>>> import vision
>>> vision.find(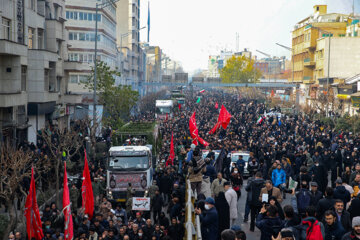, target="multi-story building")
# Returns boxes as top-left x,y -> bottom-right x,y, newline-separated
116,0 -> 143,89
64,0 -> 118,117
0,0 -> 67,144
291,5 -> 348,84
